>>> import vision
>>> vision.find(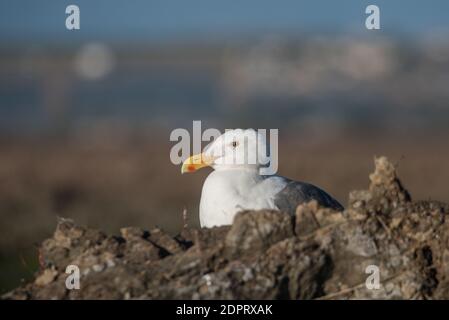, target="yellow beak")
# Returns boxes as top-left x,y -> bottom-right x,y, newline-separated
181,153 -> 214,174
